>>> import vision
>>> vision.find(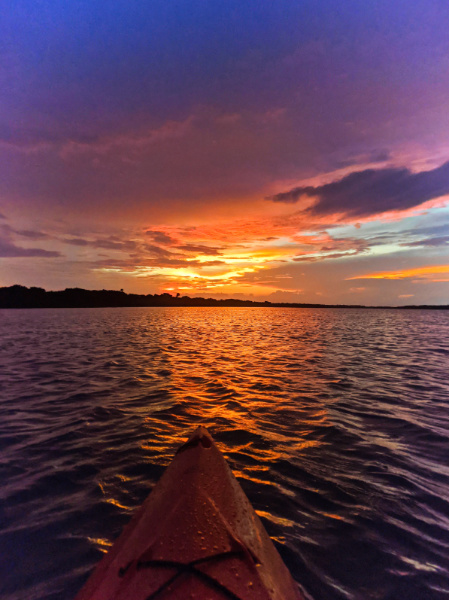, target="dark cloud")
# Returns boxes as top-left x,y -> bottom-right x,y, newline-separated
77,237 -> 225,271
197,260 -> 225,267
93,239 -> 138,251
0,224 -> 13,235
64,237 -> 89,246
63,236 -> 138,251
402,224 -> 449,238
176,244 -> 221,256
0,213 -> 6,219
93,256 -> 200,269
139,257 -> 195,268
401,236 -> 449,248
1,224 -> 50,240
0,239 -> 60,258
268,162 -> 449,218
145,230 -> 178,245
293,250 -> 361,262
16,229 -> 50,240
144,244 -> 179,258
